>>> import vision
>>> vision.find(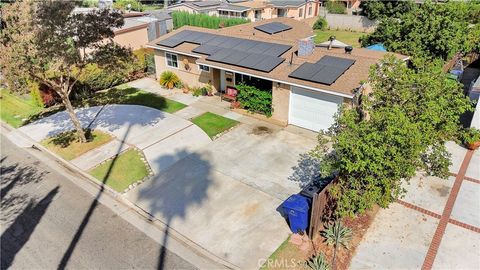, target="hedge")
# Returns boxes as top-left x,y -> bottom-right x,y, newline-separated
172,11 -> 249,29
236,83 -> 272,117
